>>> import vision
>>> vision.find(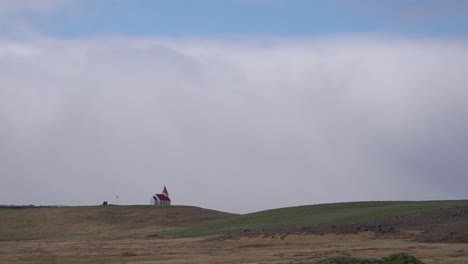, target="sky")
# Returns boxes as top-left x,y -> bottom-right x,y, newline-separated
1,0 -> 468,214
